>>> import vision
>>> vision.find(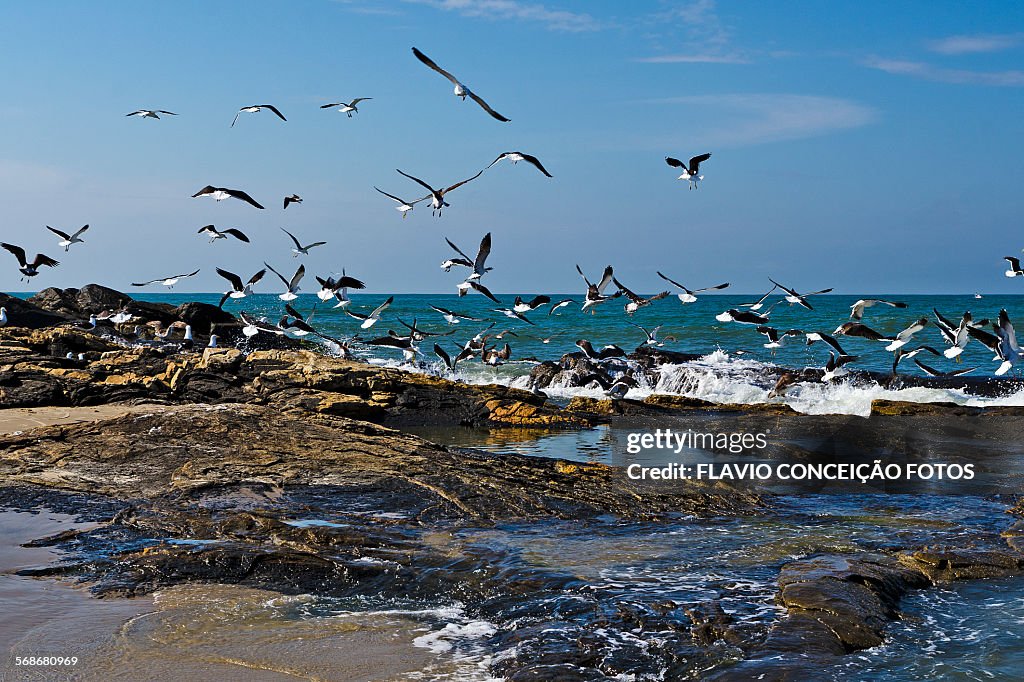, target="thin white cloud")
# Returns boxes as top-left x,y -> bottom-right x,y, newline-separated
648,94 -> 876,147
635,53 -> 749,64
638,1 -> 753,65
865,57 -> 1024,87
928,33 -> 1023,55
404,0 -> 603,32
